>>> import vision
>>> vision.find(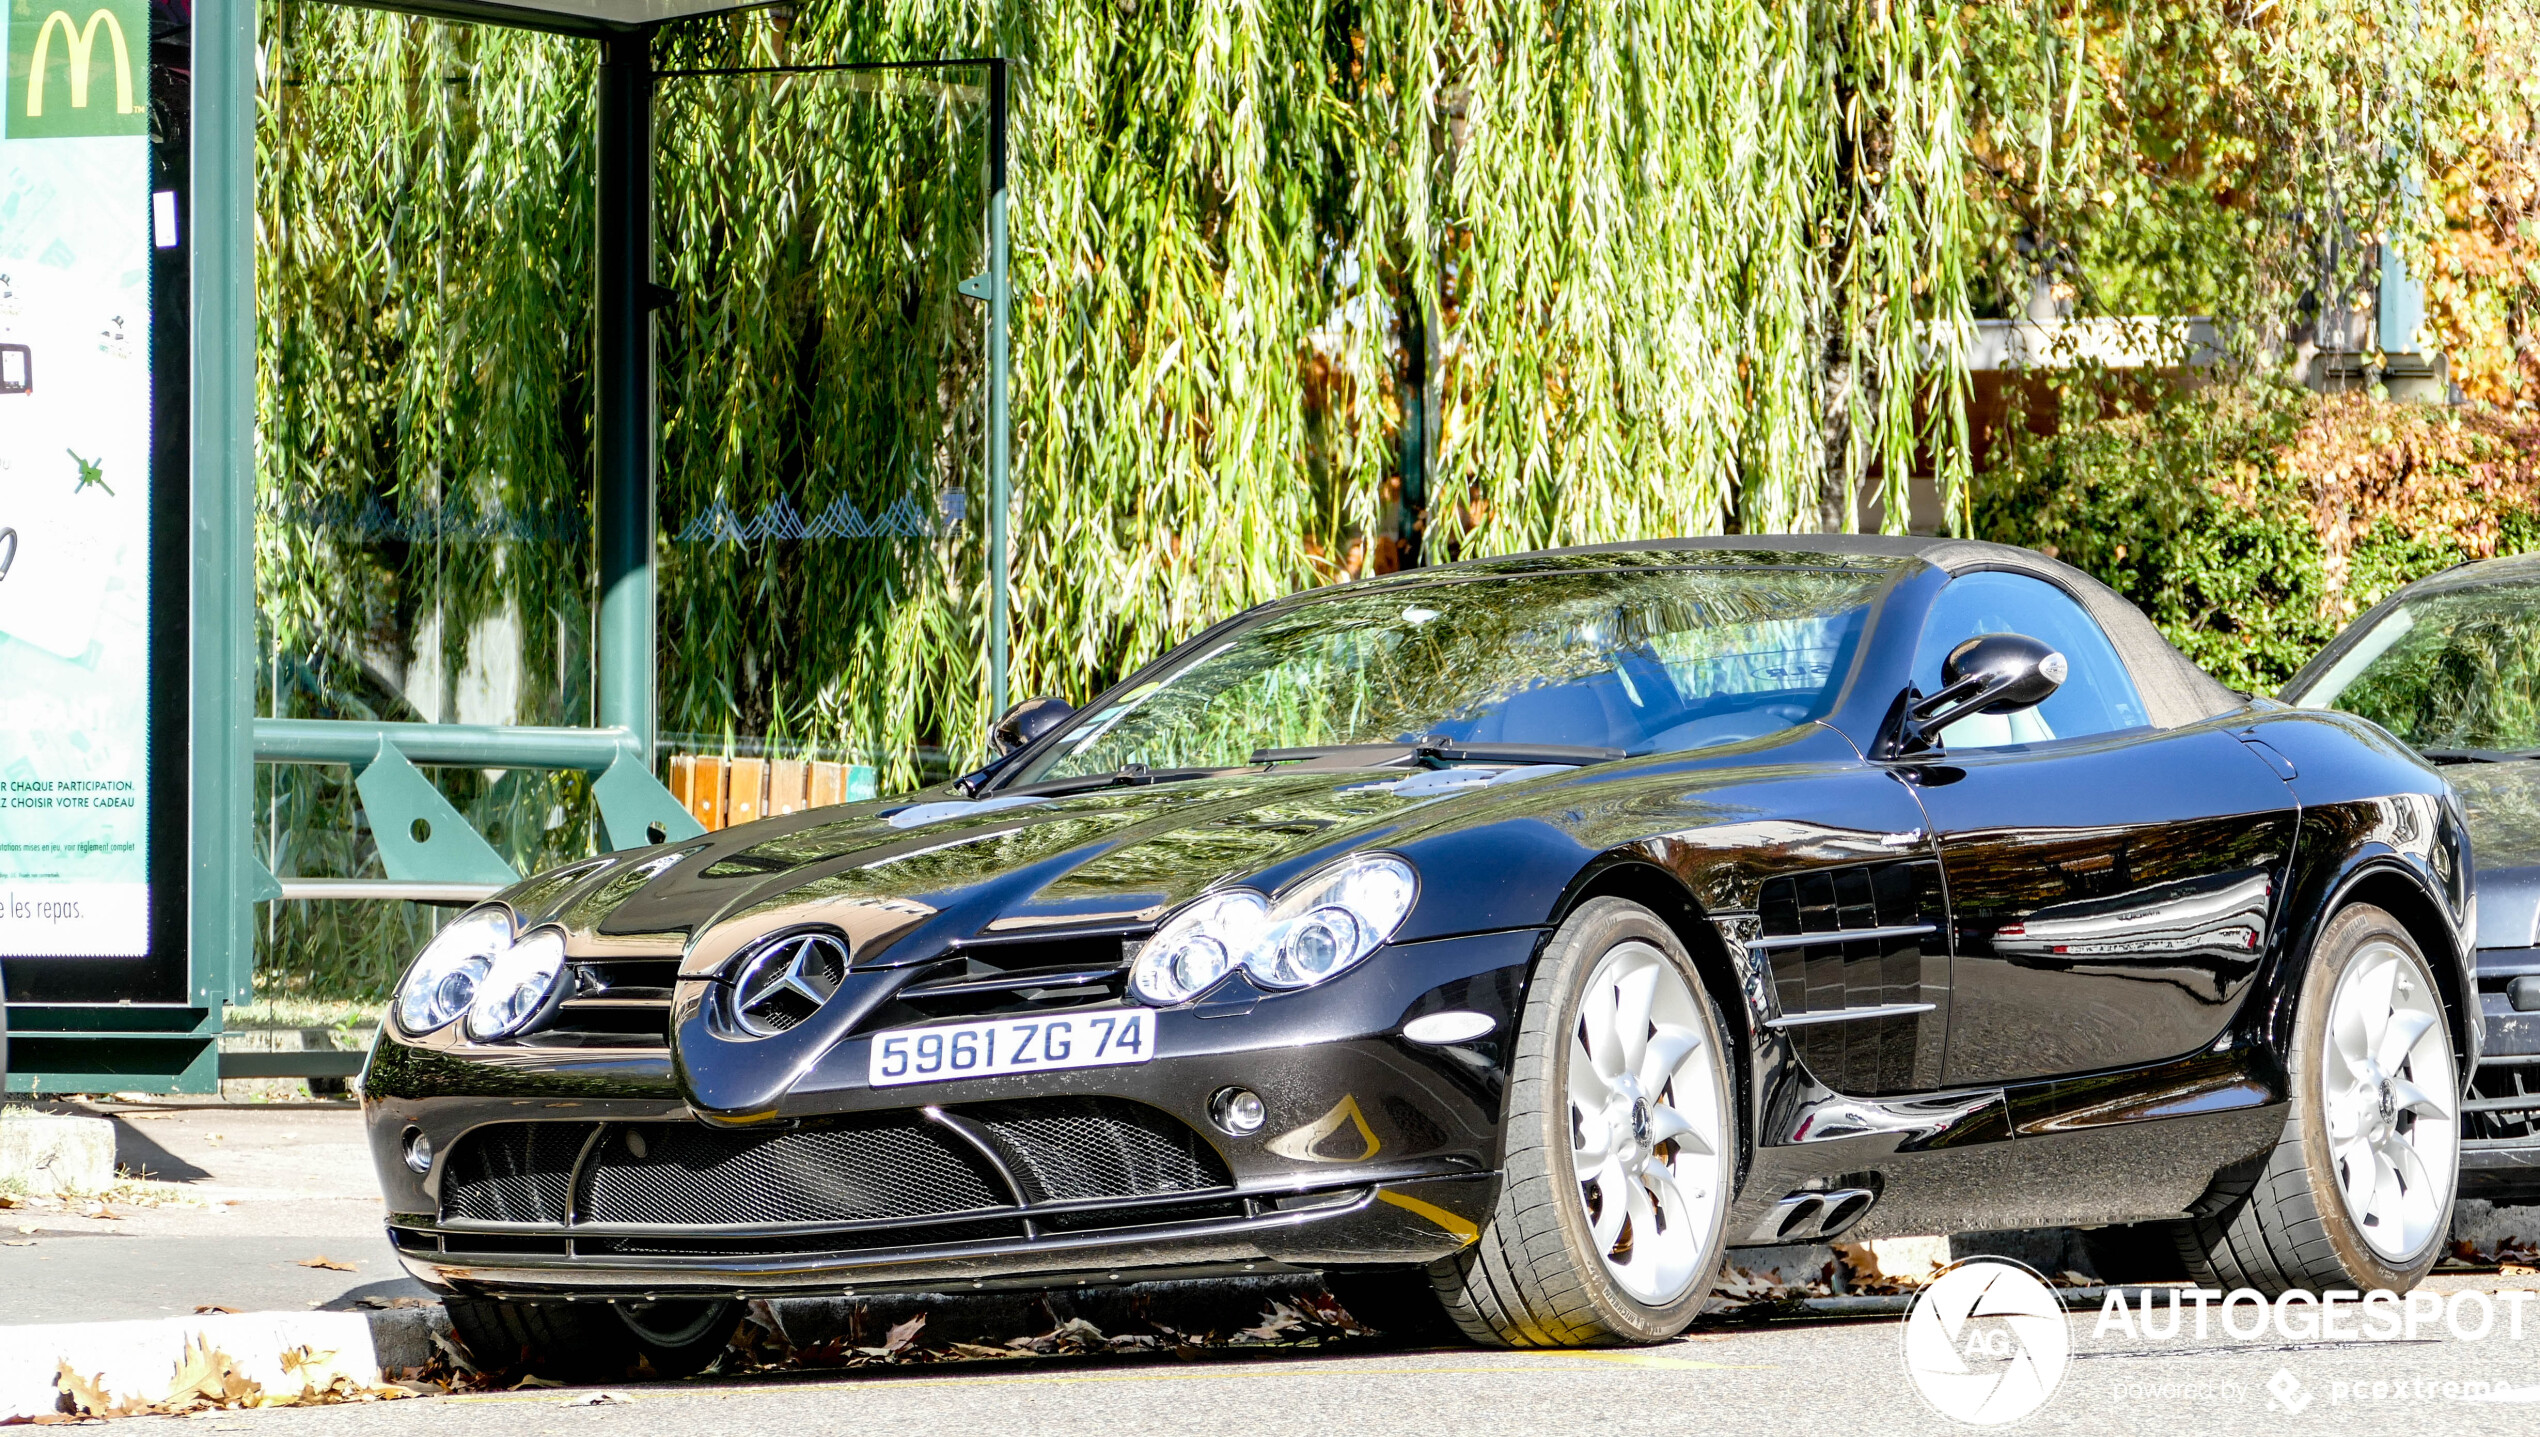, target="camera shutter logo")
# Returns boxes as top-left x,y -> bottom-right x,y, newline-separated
8,0 -> 148,139
1900,1258 -> 2071,1425
732,933 -> 849,1036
